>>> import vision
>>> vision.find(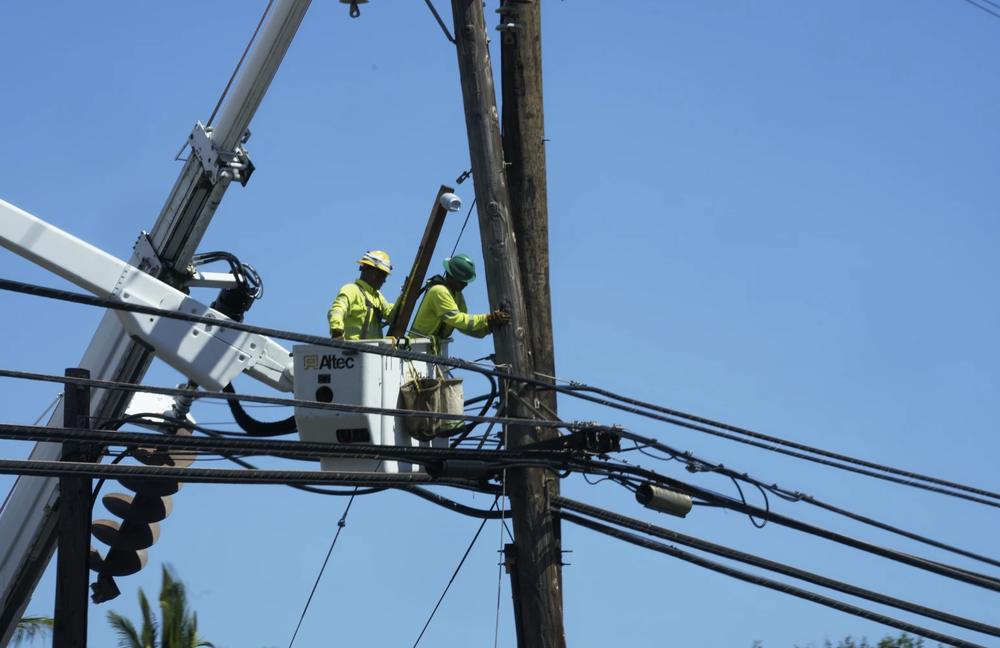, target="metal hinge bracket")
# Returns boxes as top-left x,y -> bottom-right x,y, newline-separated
186,122 -> 255,187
